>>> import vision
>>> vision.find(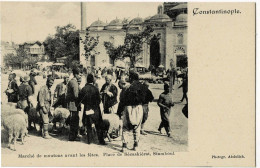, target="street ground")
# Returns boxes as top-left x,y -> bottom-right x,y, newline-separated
1,73 -> 188,156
